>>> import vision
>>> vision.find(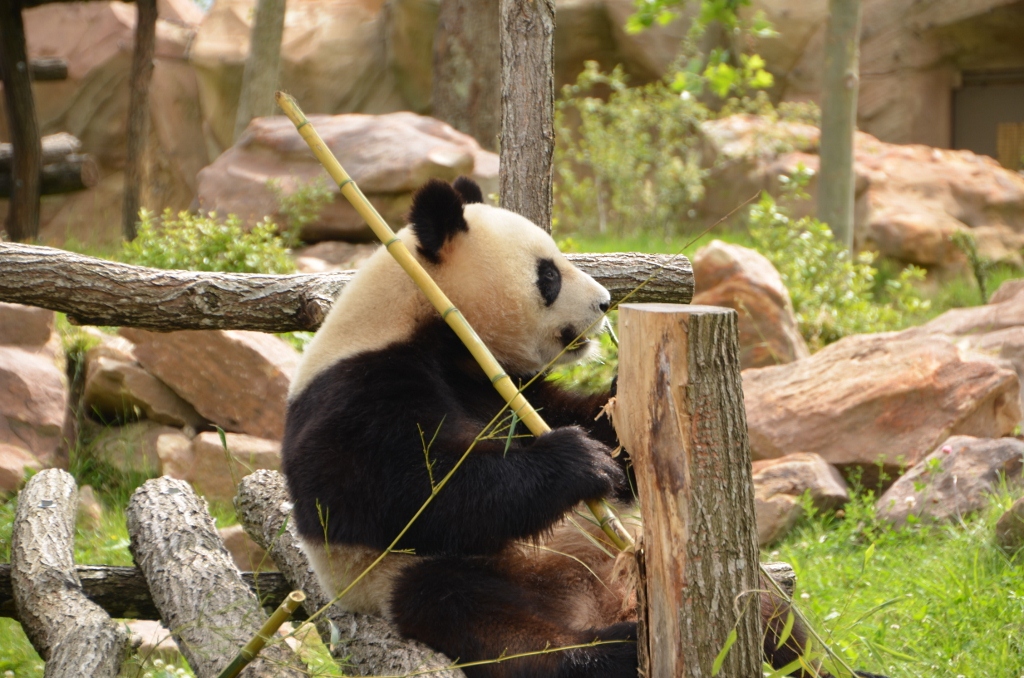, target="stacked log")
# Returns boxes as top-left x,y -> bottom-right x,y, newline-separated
0,133 -> 98,198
